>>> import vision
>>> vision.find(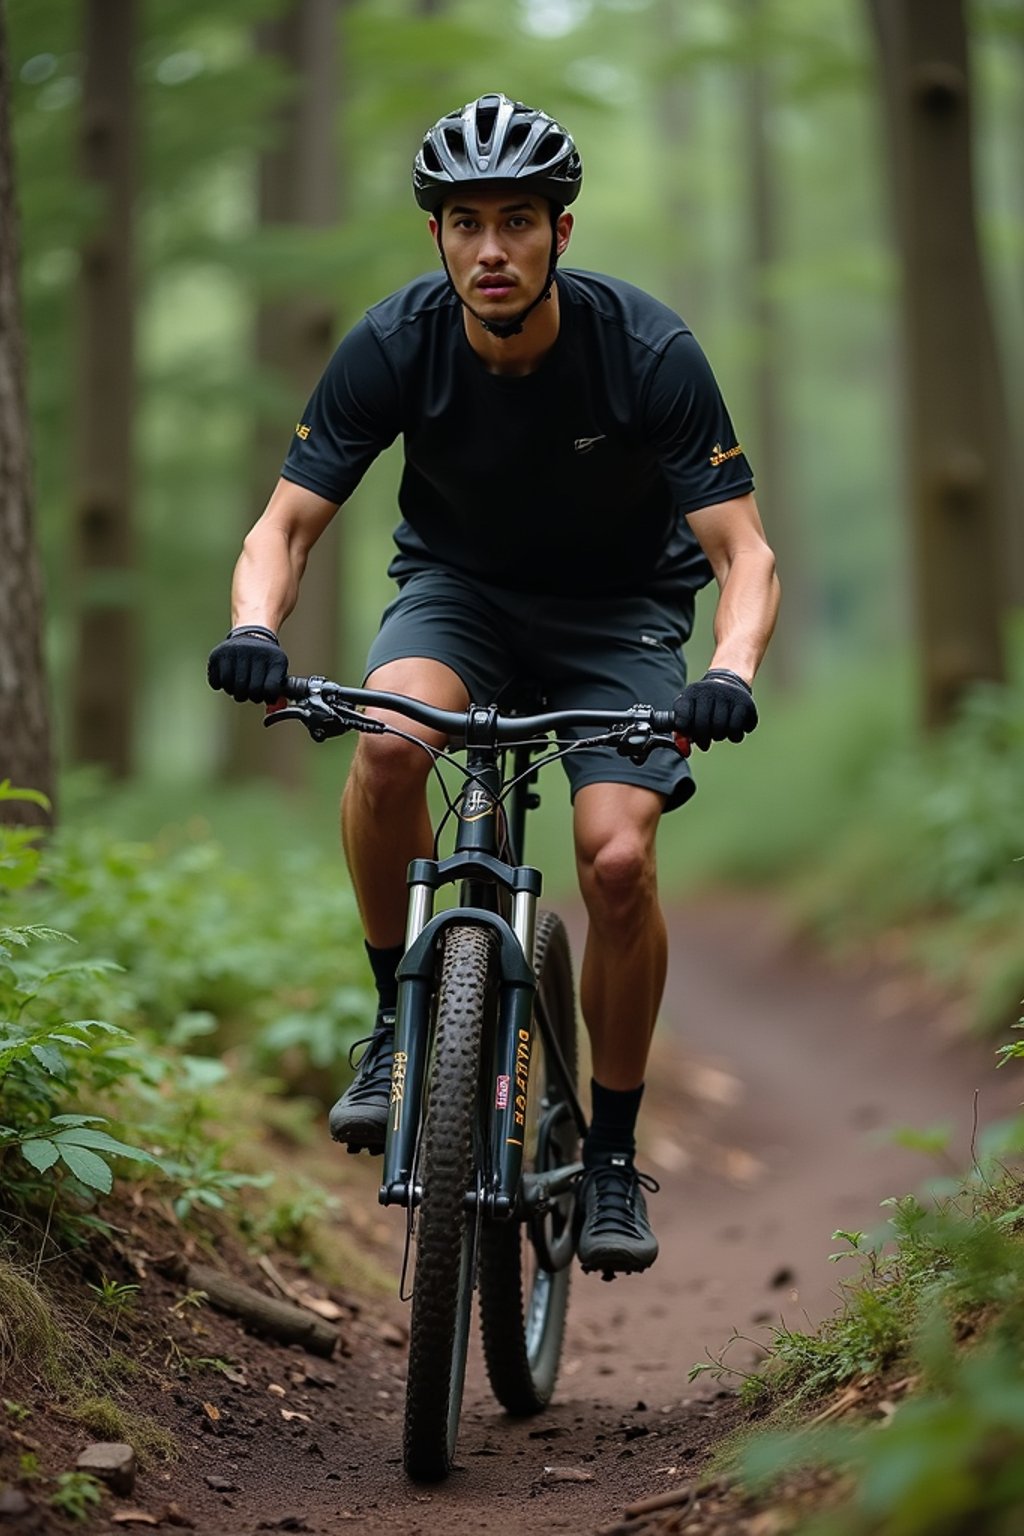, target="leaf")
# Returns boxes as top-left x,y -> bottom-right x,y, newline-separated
29,1044 -> 67,1077
0,782 -> 51,809
48,1114 -> 107,1126
57,1144 -> 113,1193
19,1139 -> 60,1173
52,1127 -> 160,1165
